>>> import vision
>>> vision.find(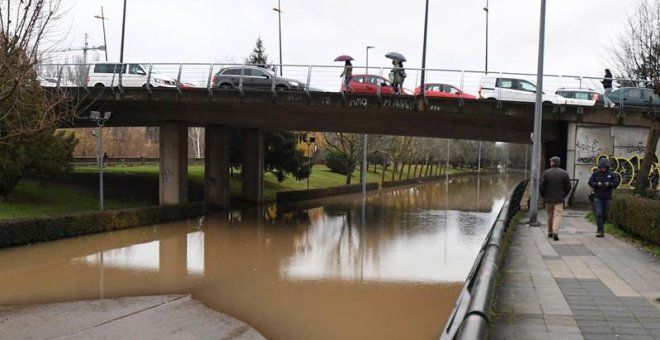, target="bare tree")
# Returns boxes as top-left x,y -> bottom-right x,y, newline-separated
611,0 -> 660,195
324,132 -> 362,184
188,127 -> 204,158
0,0 -> 75,146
